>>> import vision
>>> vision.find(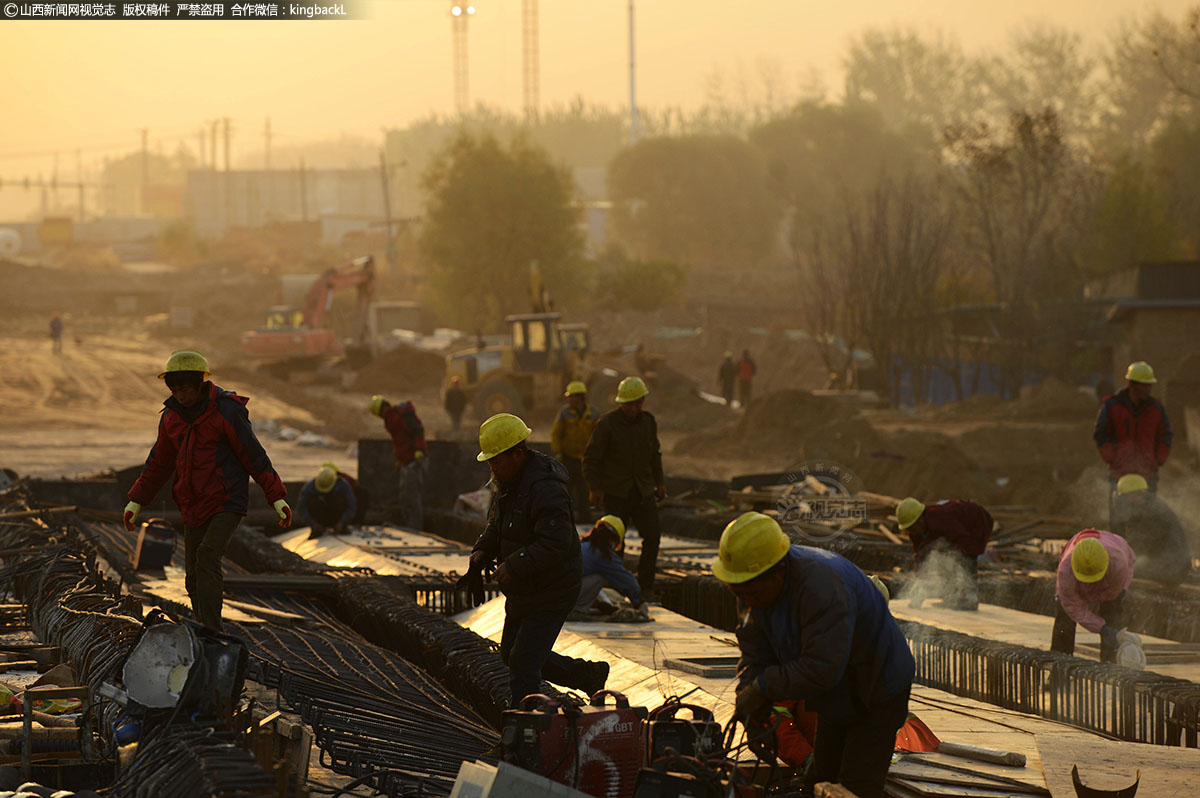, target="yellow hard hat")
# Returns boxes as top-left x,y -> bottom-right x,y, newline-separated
158,349 -> 210,379
616,376 -> 649,404
564,380 -> 588,397
896,497 -> 926,531
1116,474 -> 1149,495
368,395 -> 386,416
1125,361 -> 1156,384
315,467 -> 338,494
477,413 -> 532,462
712,512 -> 791,584
1071,536 -> 1109,583
596,514 -> 626,550
869,574 -> 890,603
